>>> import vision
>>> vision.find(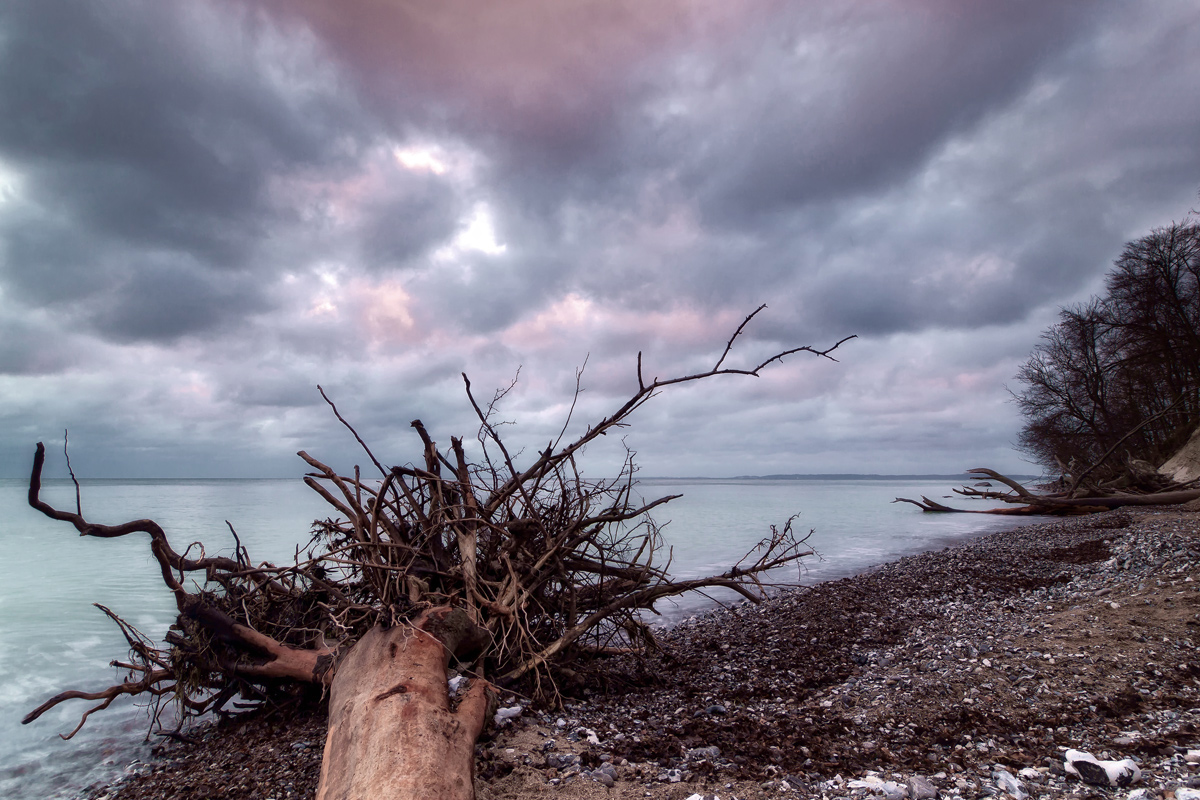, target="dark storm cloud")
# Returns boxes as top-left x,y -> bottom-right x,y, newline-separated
86,259 -> 268,343
679,3 -> 1102,223
0,215 -> 274,342
411,258 -> 559,337
247,0 -> 690,135
358,173 -> 462,269
240,0 -> 751,236
0,314 -> 80,375
218,371 -> 324,409
252,0 -> 1181,346
0,215 -> 112,305
0,0 -> 380,338
1,0 -> 1198,477
2,4 -> 252,252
